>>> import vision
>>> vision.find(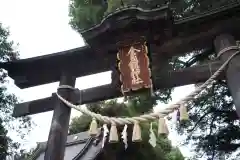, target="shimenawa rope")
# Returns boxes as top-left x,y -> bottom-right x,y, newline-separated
56,49 -> 240,125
